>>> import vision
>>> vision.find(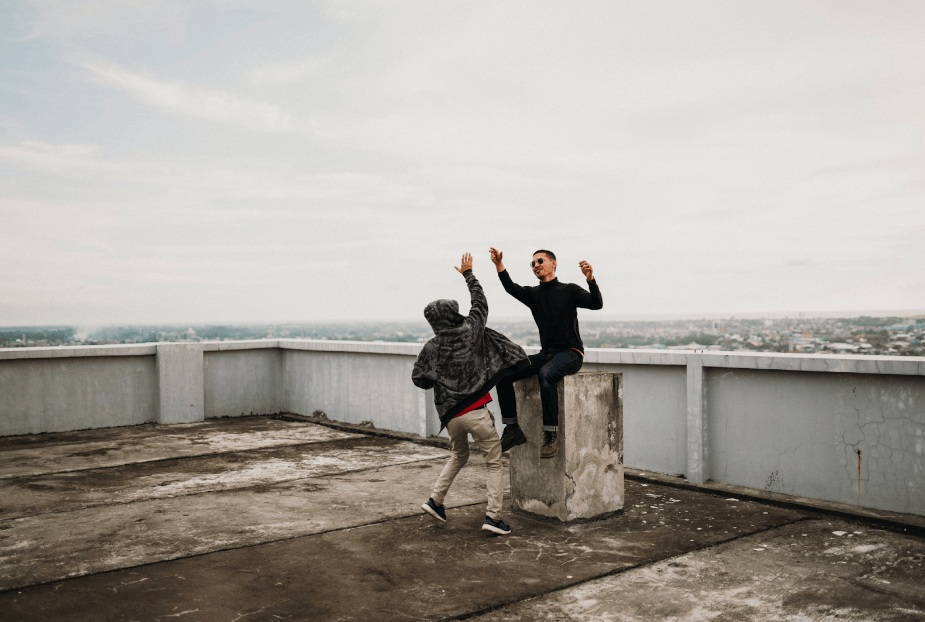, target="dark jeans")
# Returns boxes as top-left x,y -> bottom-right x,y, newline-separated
497,349 -> 584,430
